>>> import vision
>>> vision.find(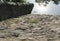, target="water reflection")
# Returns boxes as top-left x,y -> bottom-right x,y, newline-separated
26,0 -> 60,15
